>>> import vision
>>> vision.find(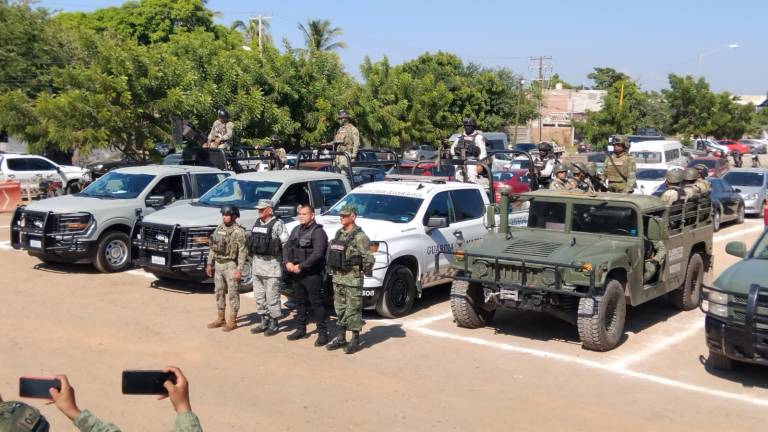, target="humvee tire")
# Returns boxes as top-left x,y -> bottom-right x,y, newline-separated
376,264 -> 417,318
451,280 -> 495,328
671,253 -> 704,311
708,350 -> 734,371
577,279 -> 626,351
